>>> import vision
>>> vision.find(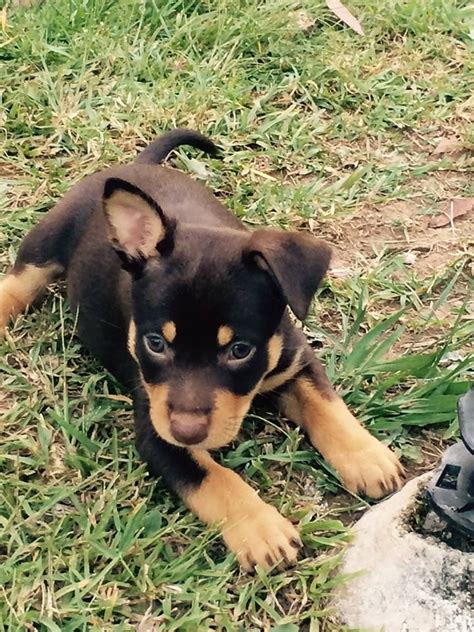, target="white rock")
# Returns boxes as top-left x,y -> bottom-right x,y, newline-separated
333,474 -> 474,632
